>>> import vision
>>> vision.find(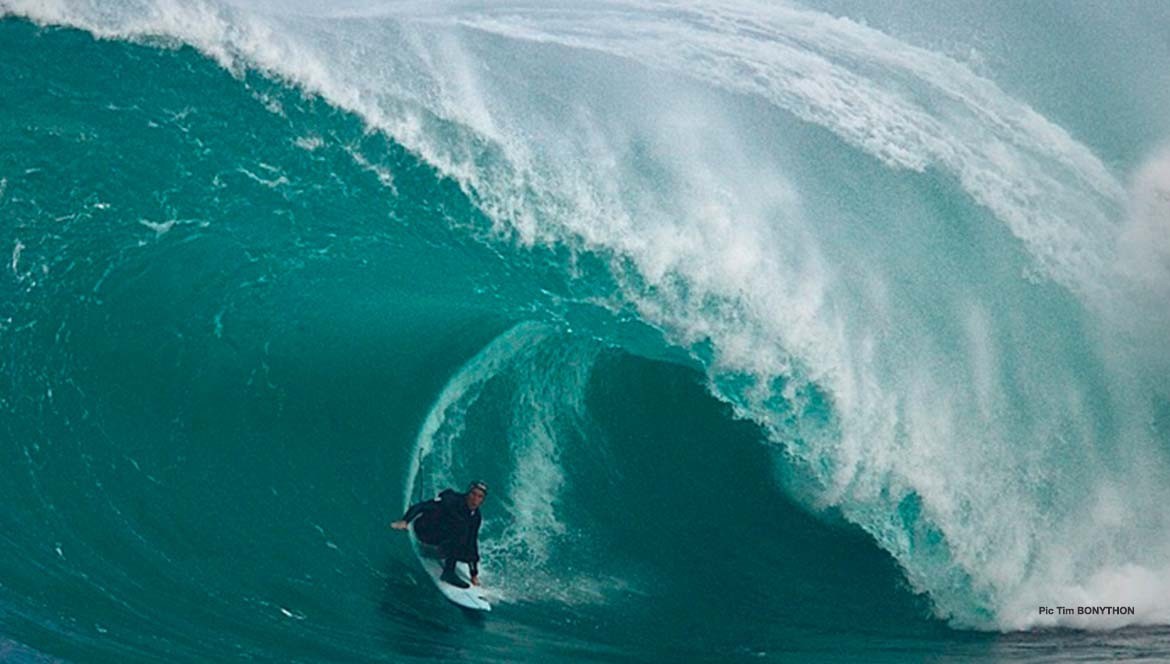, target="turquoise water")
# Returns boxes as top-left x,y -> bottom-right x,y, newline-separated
2,2 -> 1169,661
